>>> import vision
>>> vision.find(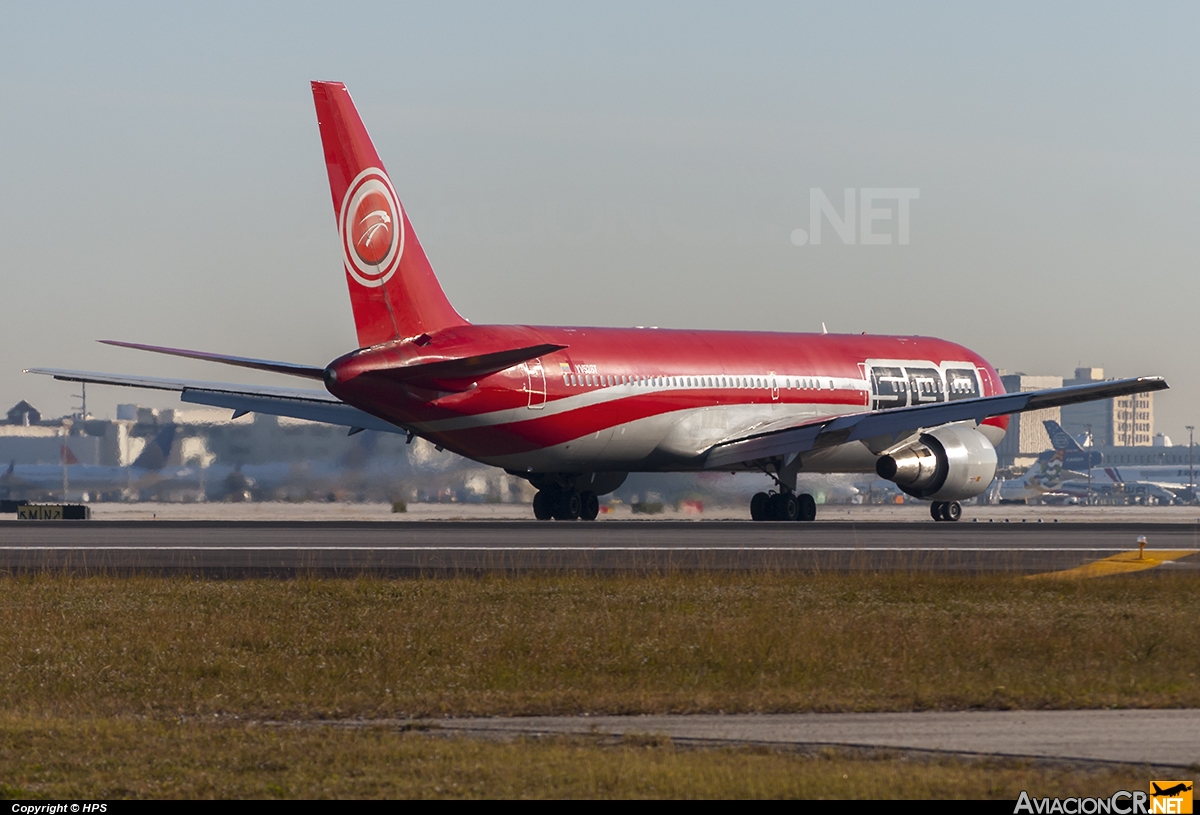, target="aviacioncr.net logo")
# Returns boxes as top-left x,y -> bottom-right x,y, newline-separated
339,168 -> 405,287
